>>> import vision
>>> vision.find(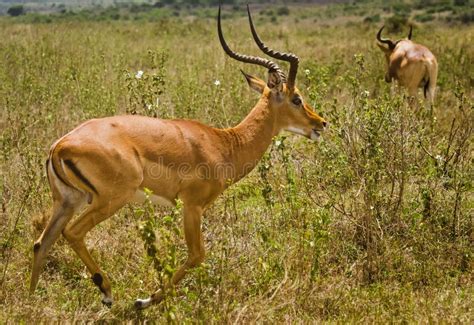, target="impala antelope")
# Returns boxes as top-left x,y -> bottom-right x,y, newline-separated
30,5 -> 327,309
376,25 -> 438,104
